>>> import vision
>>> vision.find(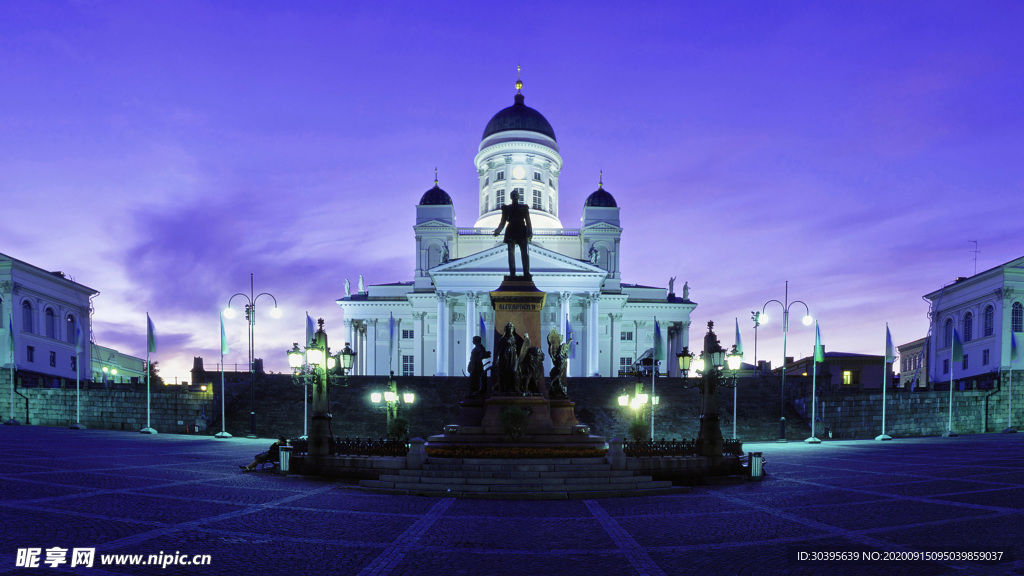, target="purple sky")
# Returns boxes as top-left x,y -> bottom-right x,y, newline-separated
3,1 -> 1022,382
